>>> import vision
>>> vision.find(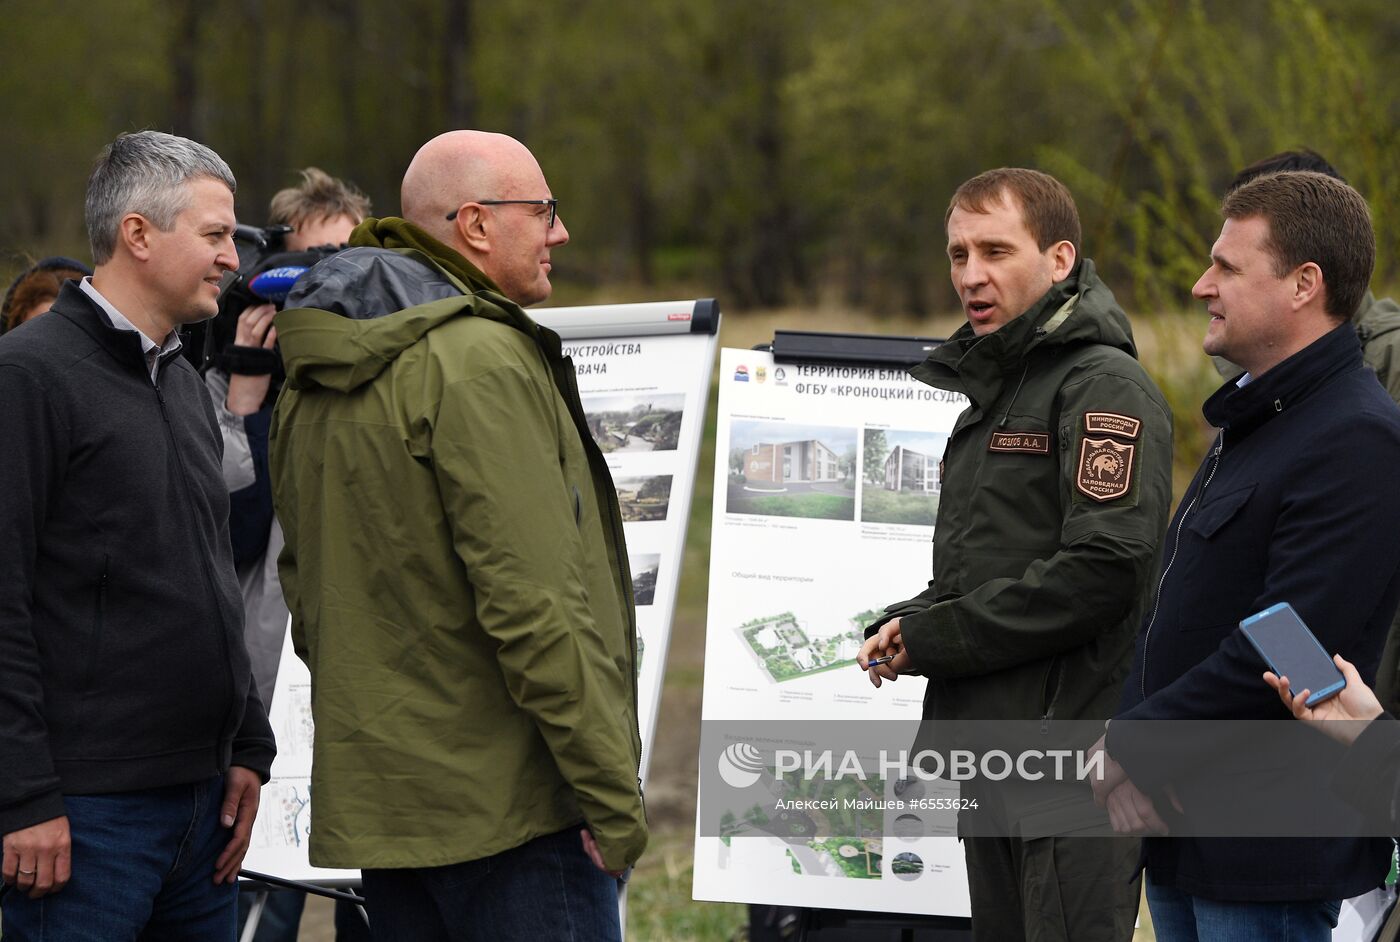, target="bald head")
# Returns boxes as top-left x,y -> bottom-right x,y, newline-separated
402,131 -> 538,242
402,130 -> 568,306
